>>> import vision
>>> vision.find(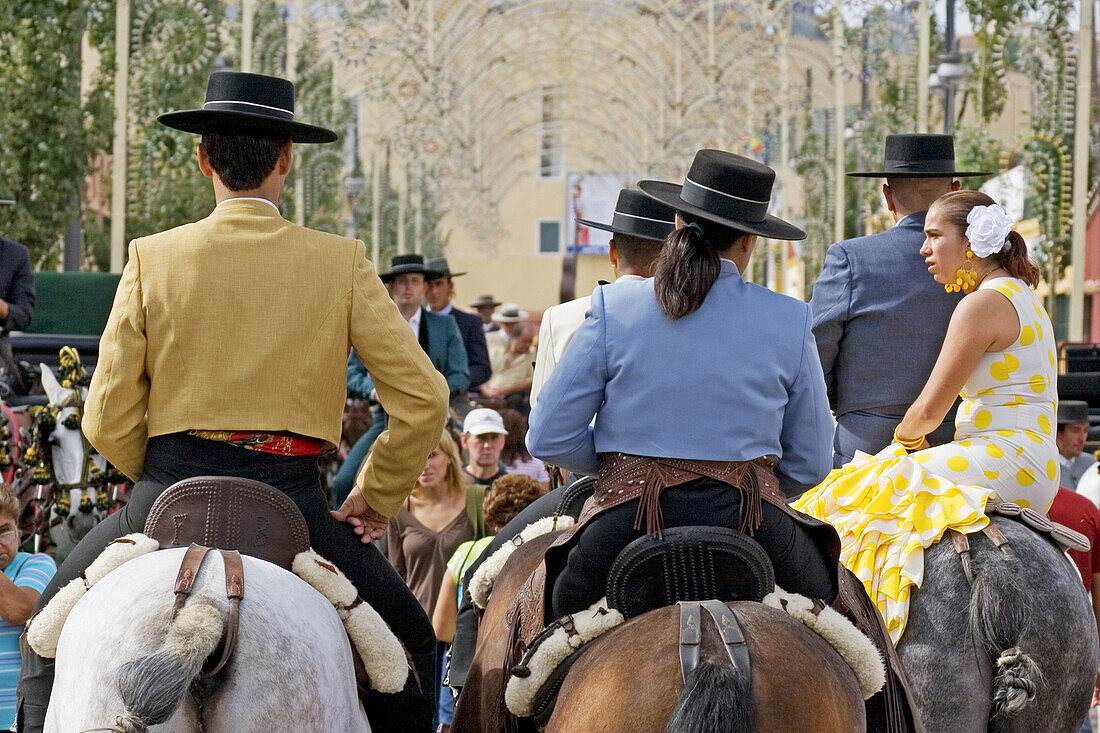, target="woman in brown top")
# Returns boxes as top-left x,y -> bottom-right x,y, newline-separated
385,430 -> 476,620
